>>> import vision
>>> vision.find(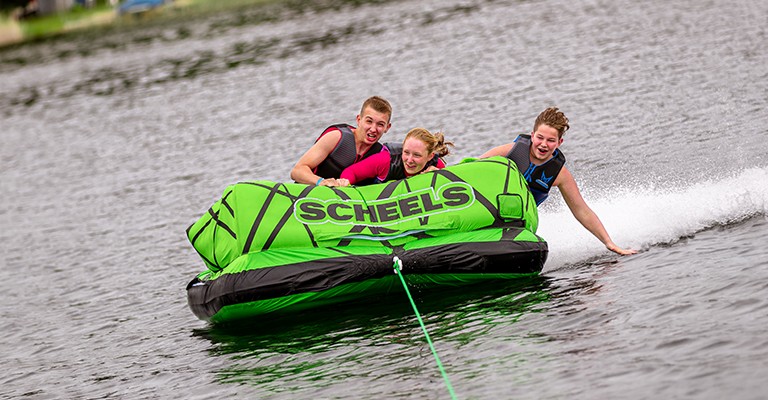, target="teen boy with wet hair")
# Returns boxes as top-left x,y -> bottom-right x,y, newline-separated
481,107 -> 636,256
